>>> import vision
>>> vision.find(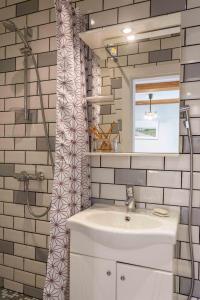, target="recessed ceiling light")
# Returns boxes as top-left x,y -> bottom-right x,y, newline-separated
90,19 -> 95,26
127,34 -> 135,41
122,27 -> 132,34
